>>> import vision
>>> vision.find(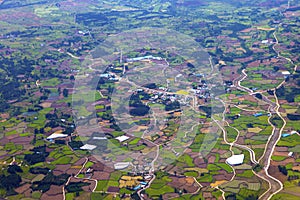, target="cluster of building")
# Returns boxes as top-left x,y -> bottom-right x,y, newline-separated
99,73 -> 119,81
282,130 -> 299,138
126,55 -> 163,62
119,174 -> 152,191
